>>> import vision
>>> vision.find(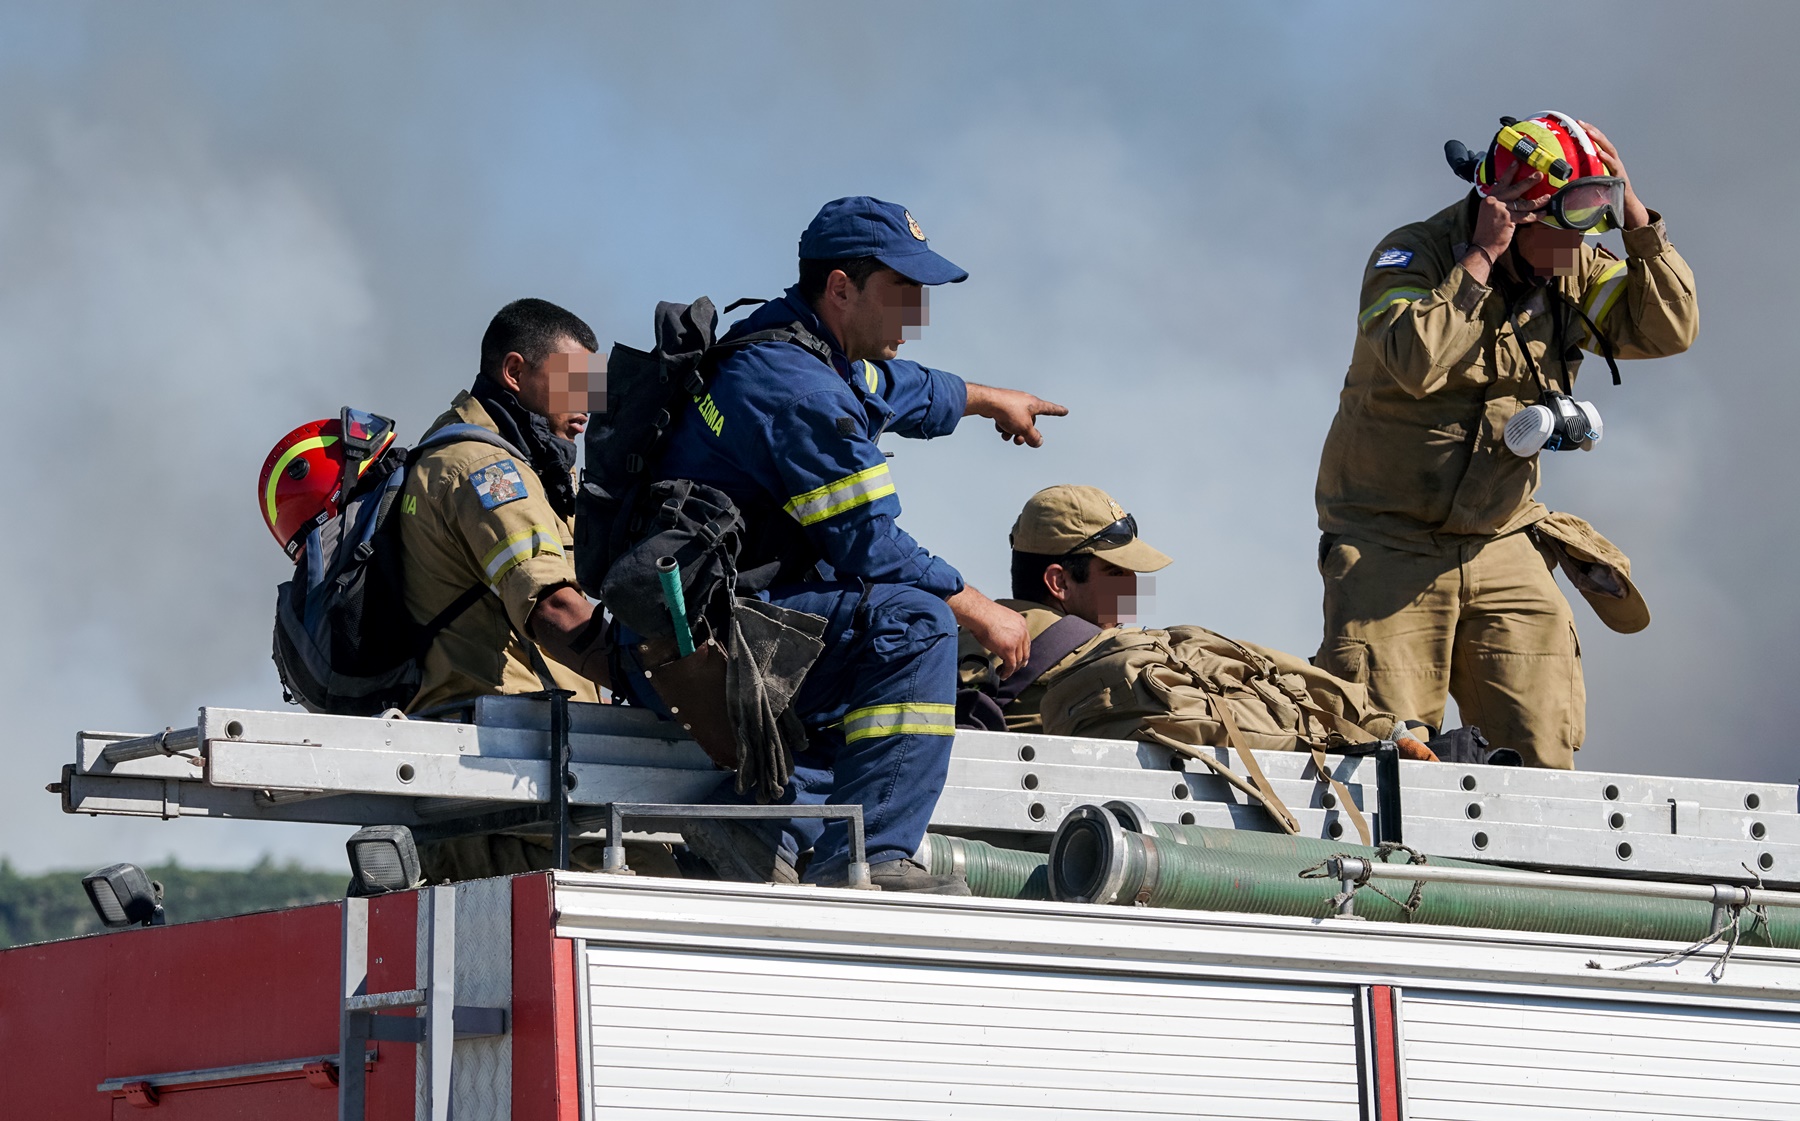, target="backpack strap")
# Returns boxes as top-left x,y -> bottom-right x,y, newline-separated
417,582 -> 488,645
411,422 -> 528,462
403,422 -> 539,653
994,614 -> 1103,705
1208,696 -> 1304,836
712,322 -> 834,369
1139,716 -> 1302,837
1199,628 -> 1373,844
1307,745 -> 1372,847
